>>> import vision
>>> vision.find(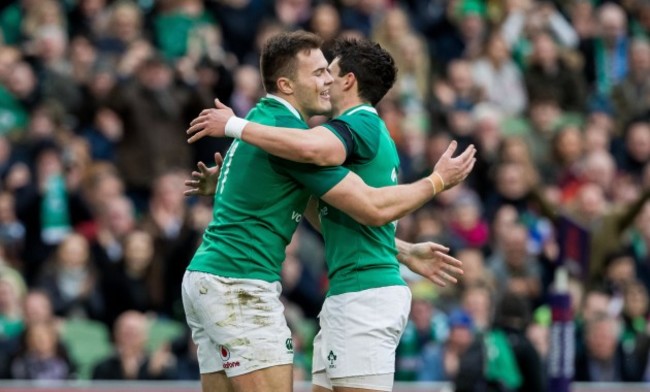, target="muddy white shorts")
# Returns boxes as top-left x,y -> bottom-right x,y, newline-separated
181,270 -> 293,377
311,285 -> 412,390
